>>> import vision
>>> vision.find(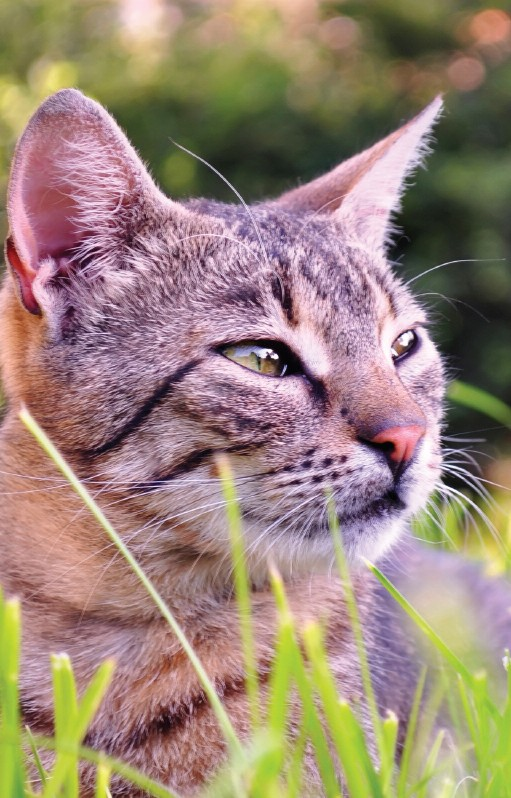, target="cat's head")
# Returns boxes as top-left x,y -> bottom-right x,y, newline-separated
1,90 -> 444,587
